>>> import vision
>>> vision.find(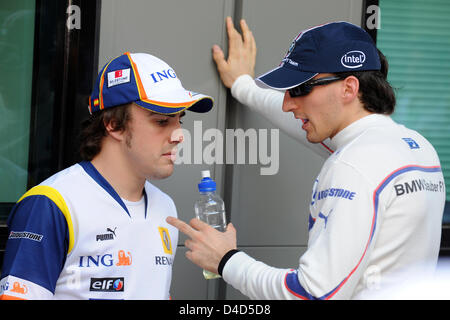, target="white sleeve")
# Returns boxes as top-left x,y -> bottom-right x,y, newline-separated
223,161 -> 377,300
222,252 -> 296,300
231,75 -> 333,159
